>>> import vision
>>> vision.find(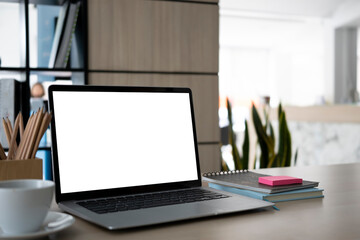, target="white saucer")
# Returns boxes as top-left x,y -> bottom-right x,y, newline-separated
0,211 -> 75,239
